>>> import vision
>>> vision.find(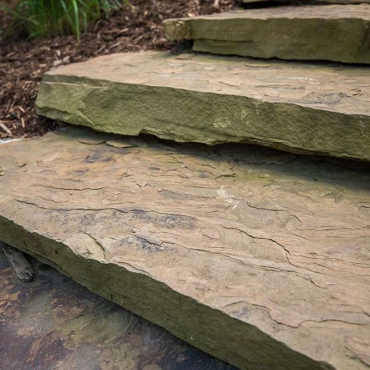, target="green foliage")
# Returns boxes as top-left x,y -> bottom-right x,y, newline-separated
1,0 -> 126,41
